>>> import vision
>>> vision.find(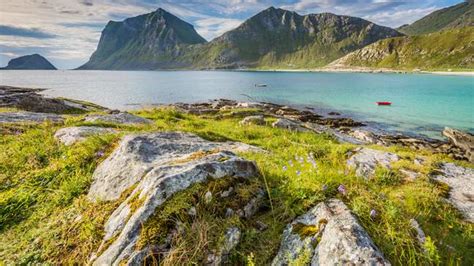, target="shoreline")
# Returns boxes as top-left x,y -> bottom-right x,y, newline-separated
240,67 -> 474,76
